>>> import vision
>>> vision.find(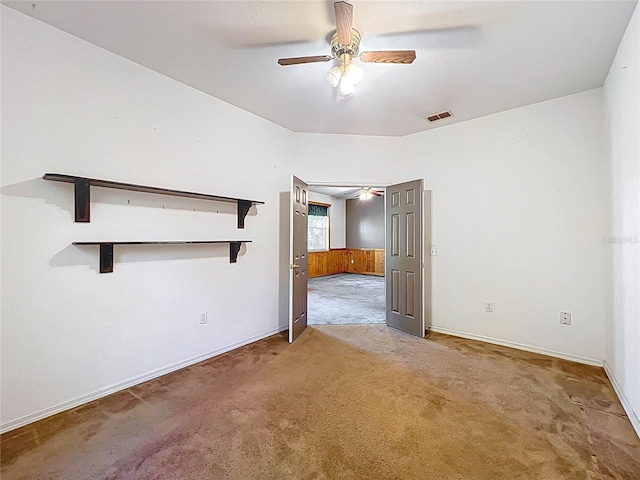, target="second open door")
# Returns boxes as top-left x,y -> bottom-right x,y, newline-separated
385,179 -> 424,337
